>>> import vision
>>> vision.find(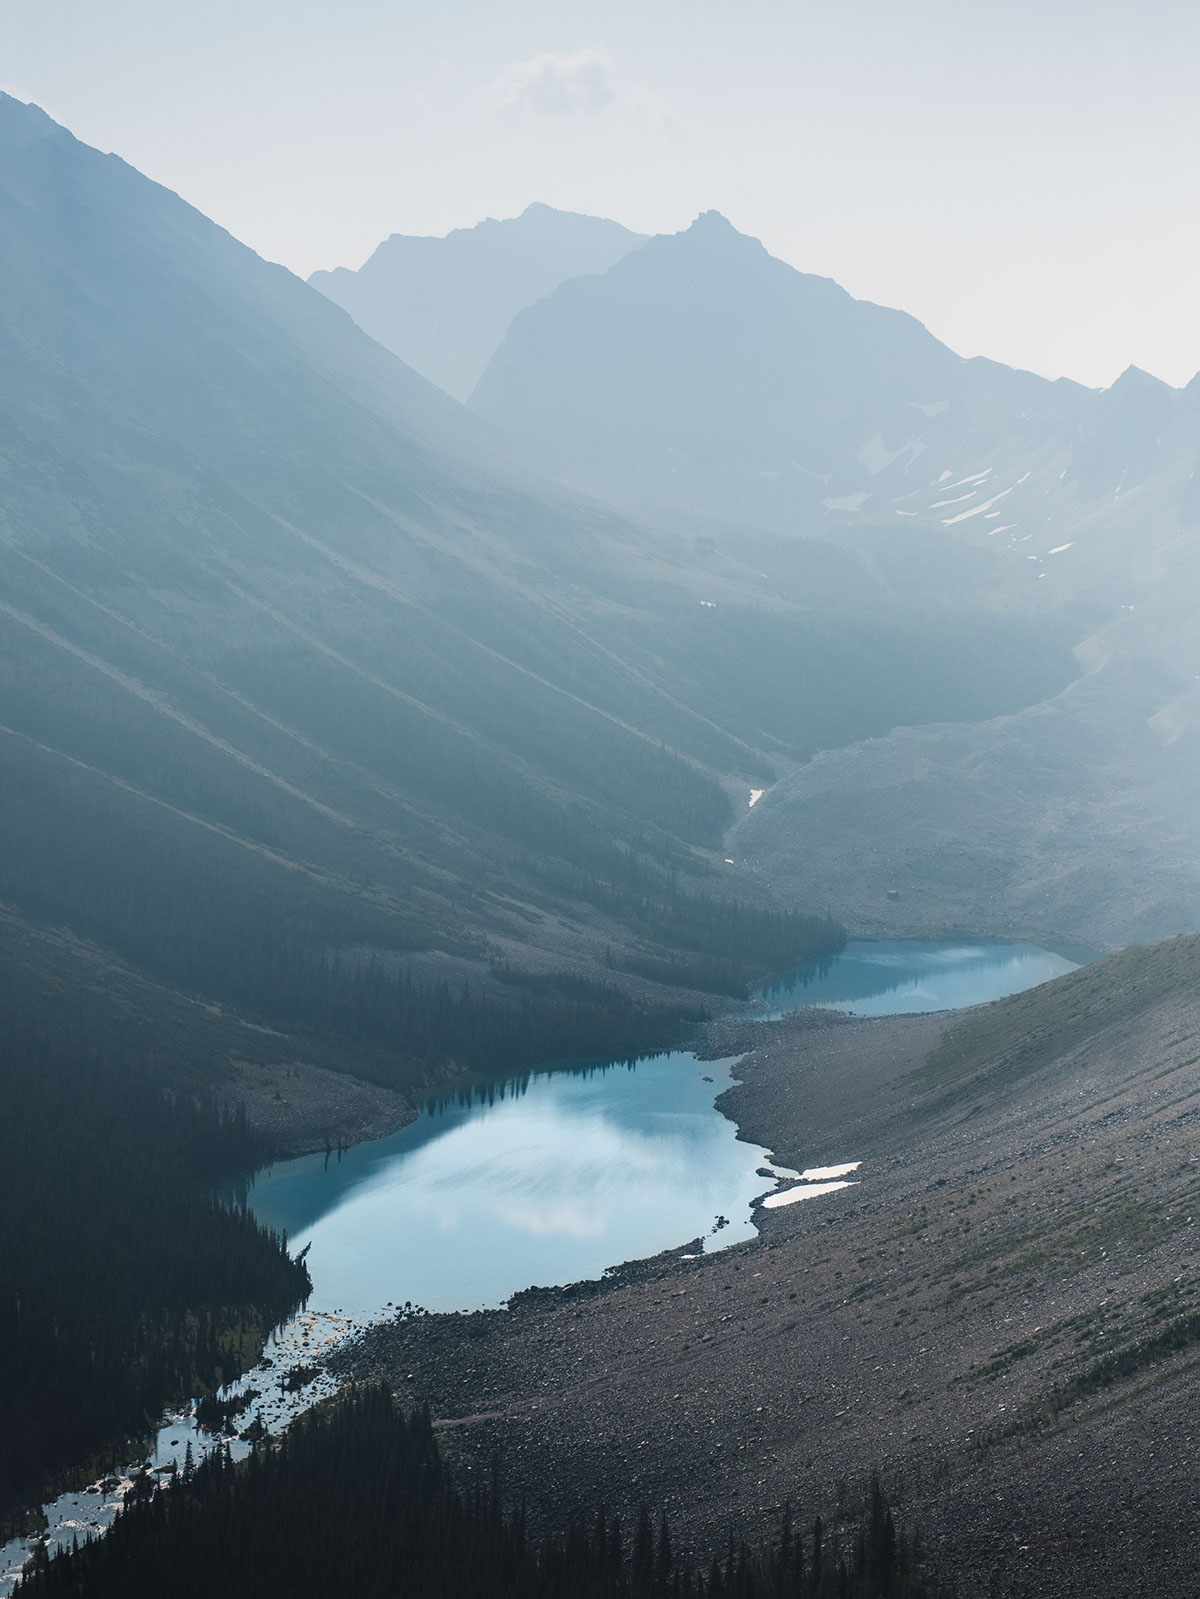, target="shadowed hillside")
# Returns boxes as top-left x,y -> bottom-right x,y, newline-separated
0,94 -> 1081,1089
